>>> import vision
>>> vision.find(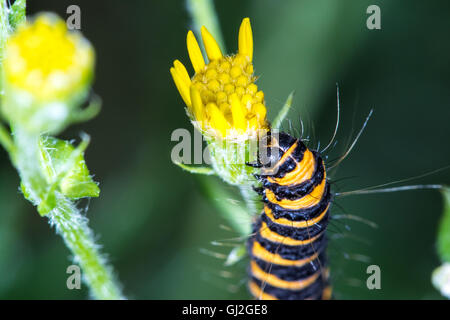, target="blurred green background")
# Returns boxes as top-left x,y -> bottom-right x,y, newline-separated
0,0 -> 449,299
